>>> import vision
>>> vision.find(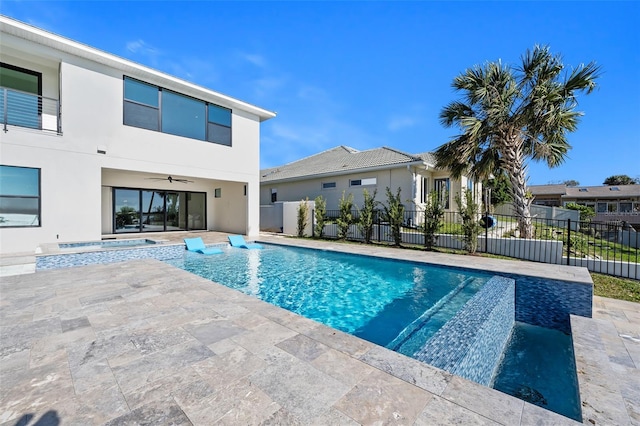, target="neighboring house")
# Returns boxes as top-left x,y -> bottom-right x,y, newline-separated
260,146 -> 481,222
0,16 -> 275,254
530,184 -> 640,224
